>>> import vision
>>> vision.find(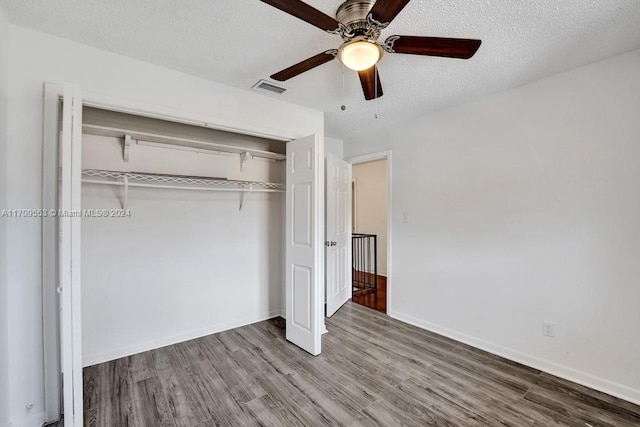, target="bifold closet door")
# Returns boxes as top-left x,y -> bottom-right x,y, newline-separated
286,134 -> 324,356
56,83 -> 84,427
325,154 -> 352,317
